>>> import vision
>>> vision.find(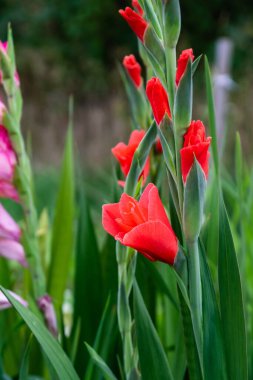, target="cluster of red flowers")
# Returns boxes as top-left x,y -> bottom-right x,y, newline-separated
102,1 -> 211,267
